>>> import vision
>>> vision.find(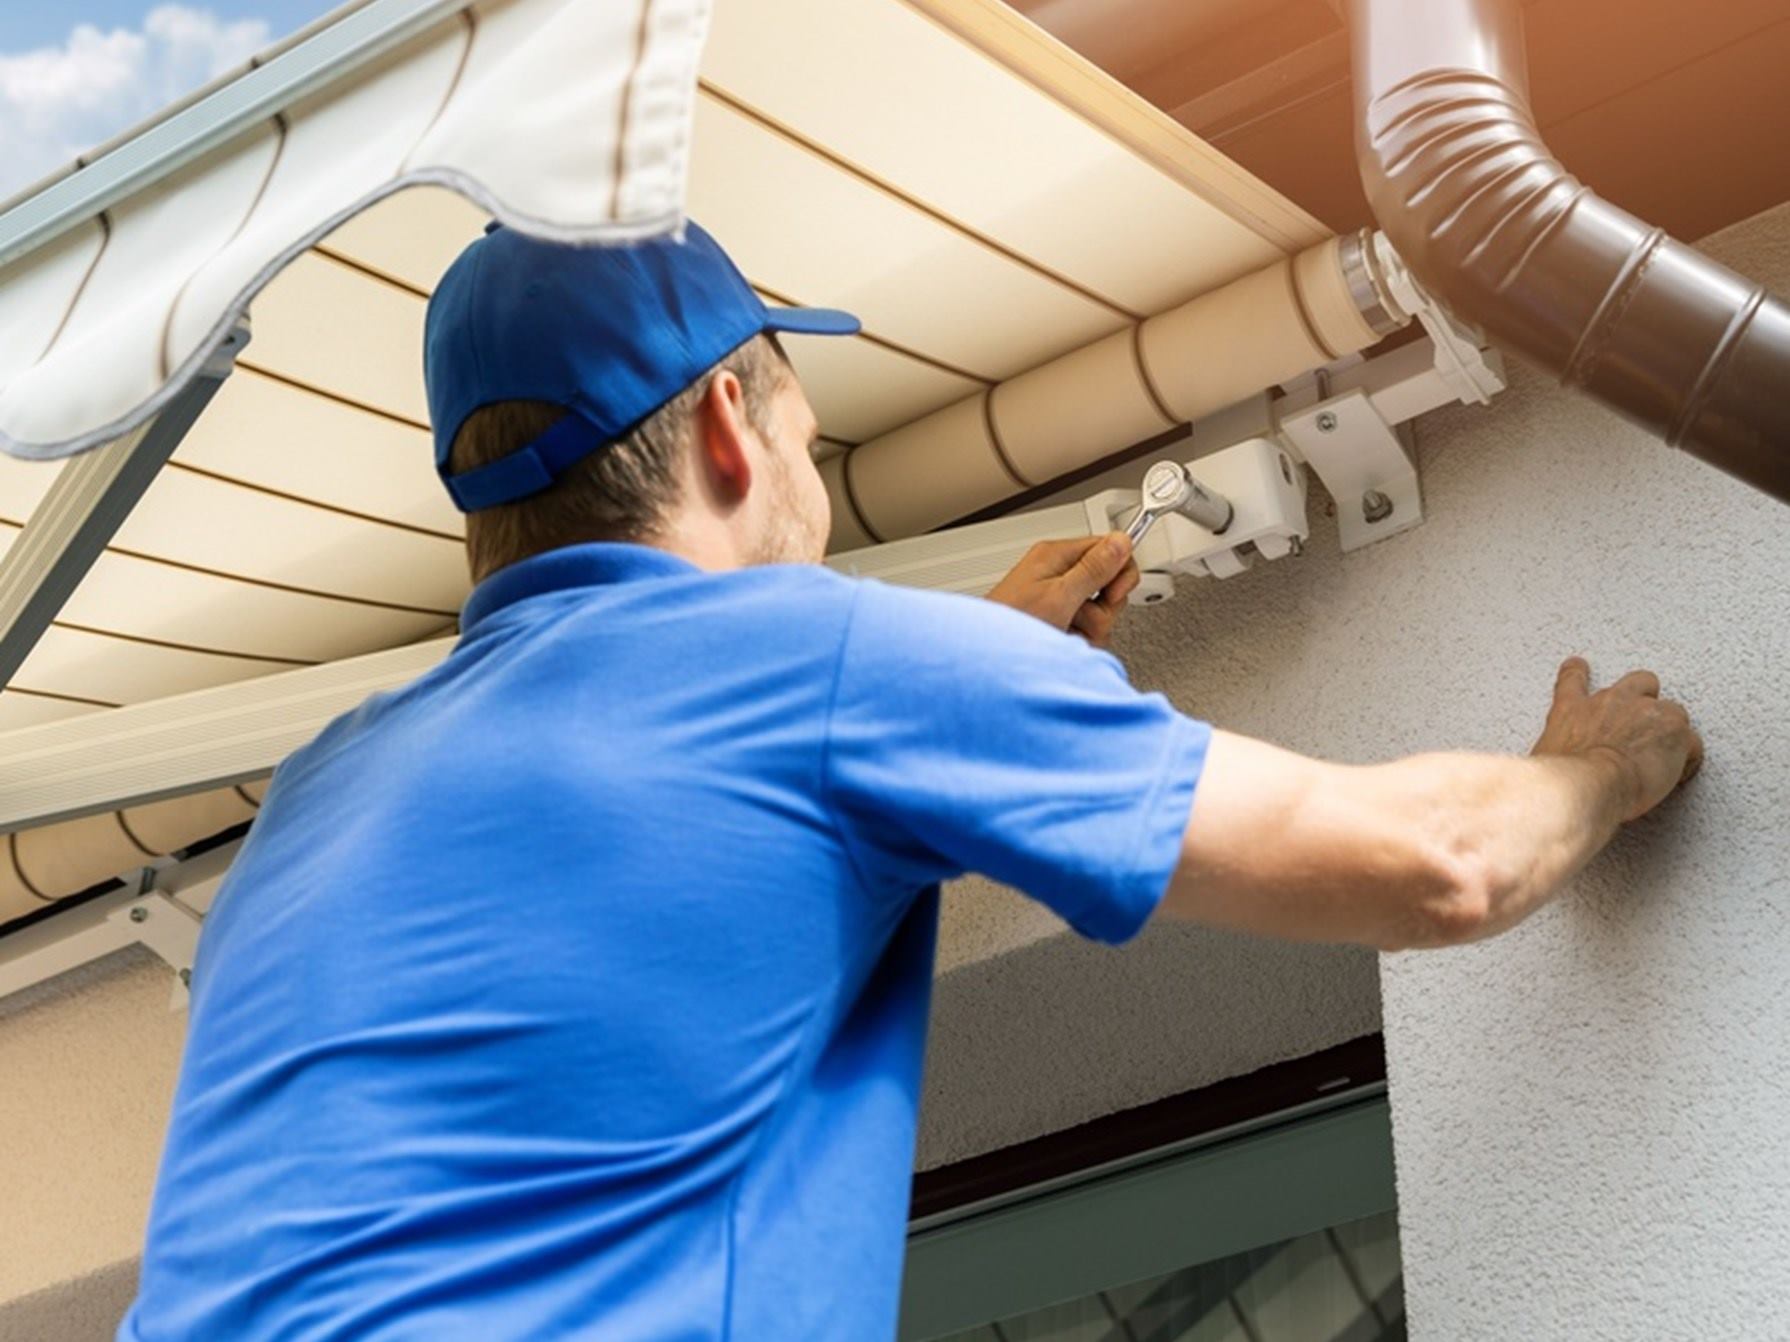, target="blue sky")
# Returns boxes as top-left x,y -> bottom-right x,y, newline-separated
0,1 -> 330,57
0,2 -> 339,199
